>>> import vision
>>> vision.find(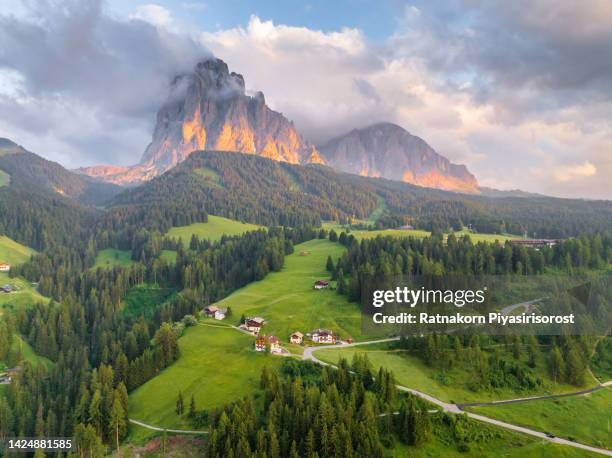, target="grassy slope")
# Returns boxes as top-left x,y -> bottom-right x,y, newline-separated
0,170 -> 9,187
0,235 -> 35,265
216,238 -> 363,342
128,325 -> 283,441
92,248 -> 134,269
0,237 -> 47,313
391,437 -> 596,458
314,345 -> 598,404
466,388 -> 612,449
166,215 -> 262,245
128,238 -> 356,441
